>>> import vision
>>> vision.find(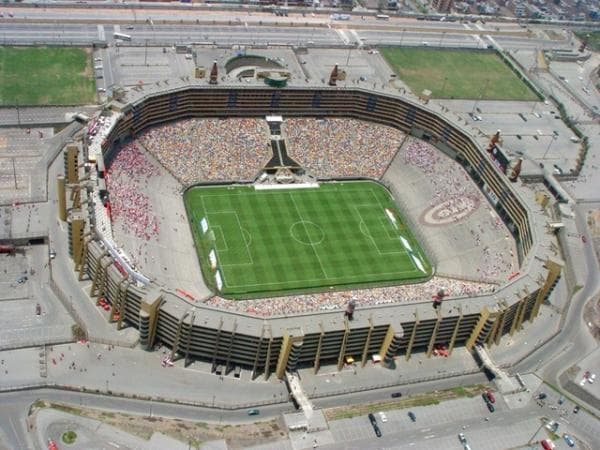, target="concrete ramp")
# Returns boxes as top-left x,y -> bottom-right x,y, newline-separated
285,372 -> 328,432
474,345 -> 518,394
